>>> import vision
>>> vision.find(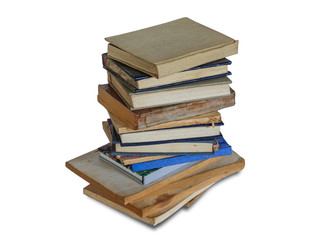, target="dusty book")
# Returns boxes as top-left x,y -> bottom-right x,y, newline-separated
110,110 -> 221,135
98,146 -> 202,185
99,133 -> 231,172
103,120 -> 219,155
83,184 -> 210,226
98,84 -> 235,129
108,71 -> 232,110
110,119 -> 223,144
66,148 -> 245,219
102,53 -> 231,90
105,17 -> 238,78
